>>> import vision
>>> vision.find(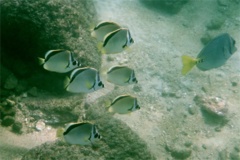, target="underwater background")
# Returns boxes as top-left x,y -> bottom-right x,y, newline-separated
0,0 -> 240,159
